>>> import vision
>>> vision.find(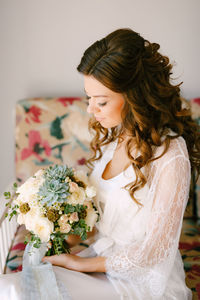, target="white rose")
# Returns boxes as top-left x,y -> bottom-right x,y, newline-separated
34,169 -> 45,179
74,170 -> 89,186
59,223 -> 71,234
67,187 -> 86,205
85,186 -> 96,198
23,207 -> 43,232
17,213 -> 26,225
32,217 -> 54,243
85,202 -> 98,231
16,170 -> 45,201
15,193 -> 40,208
